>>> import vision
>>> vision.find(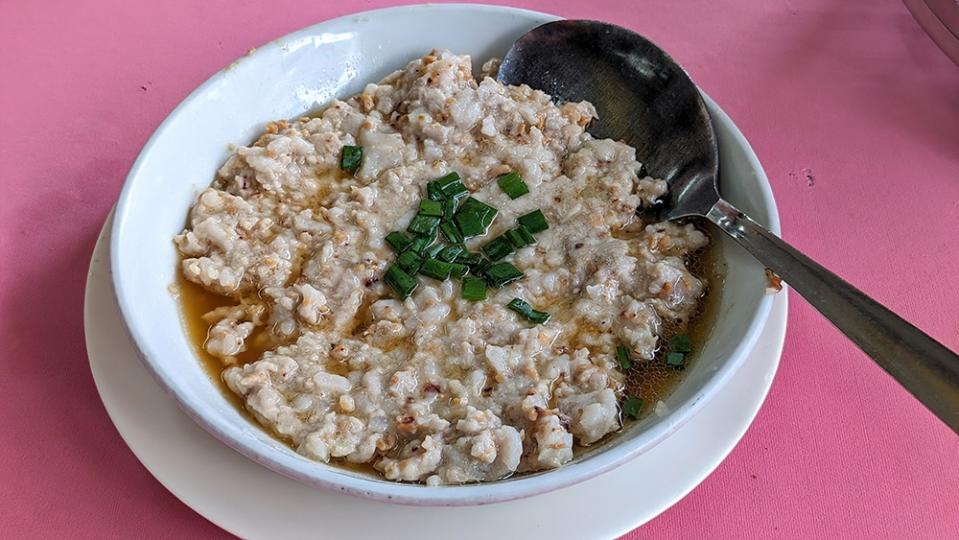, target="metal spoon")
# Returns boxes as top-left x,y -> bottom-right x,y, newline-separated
497,19 -> 959,433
